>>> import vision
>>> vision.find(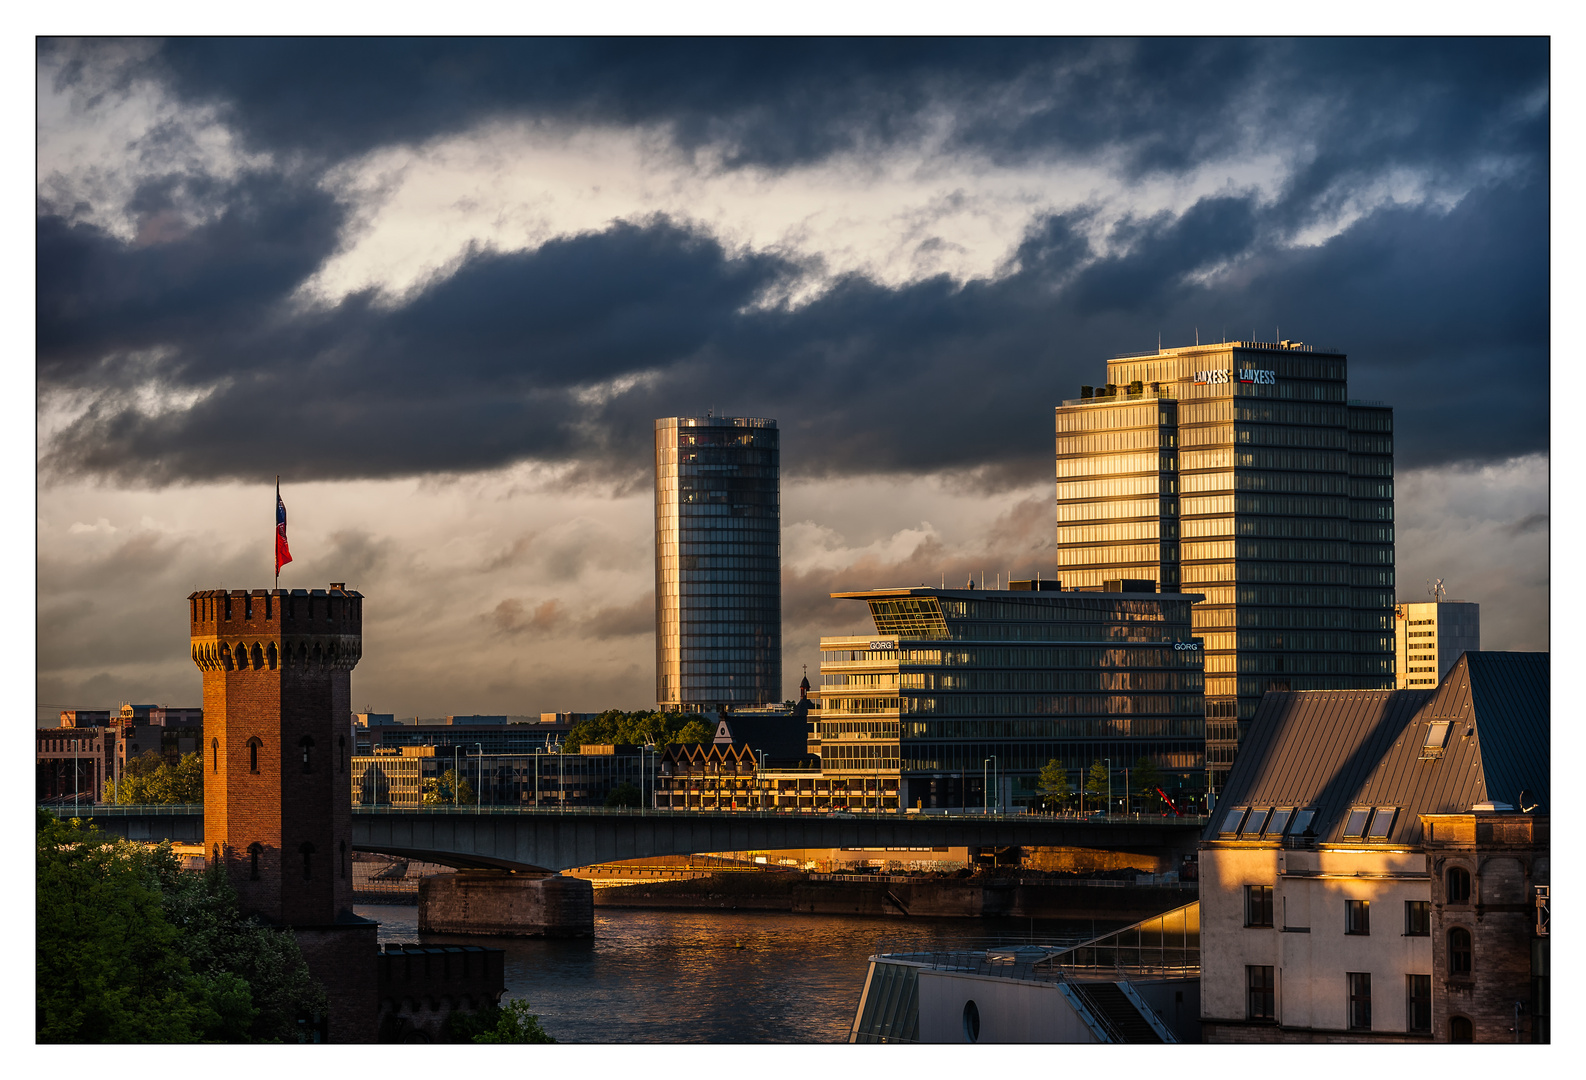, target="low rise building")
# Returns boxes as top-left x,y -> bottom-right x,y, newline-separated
1198,651 -> 1547,1042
